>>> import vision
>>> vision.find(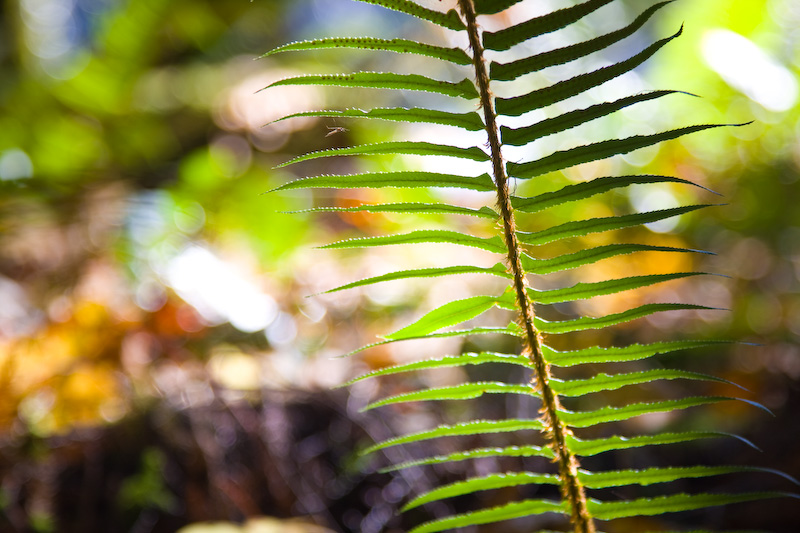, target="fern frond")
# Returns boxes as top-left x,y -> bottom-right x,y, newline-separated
483,0 -> 614,50
501,91 -> 695,145
490,1 -> 673,81
495,27 -> 682,117
266,1 -> 794,530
